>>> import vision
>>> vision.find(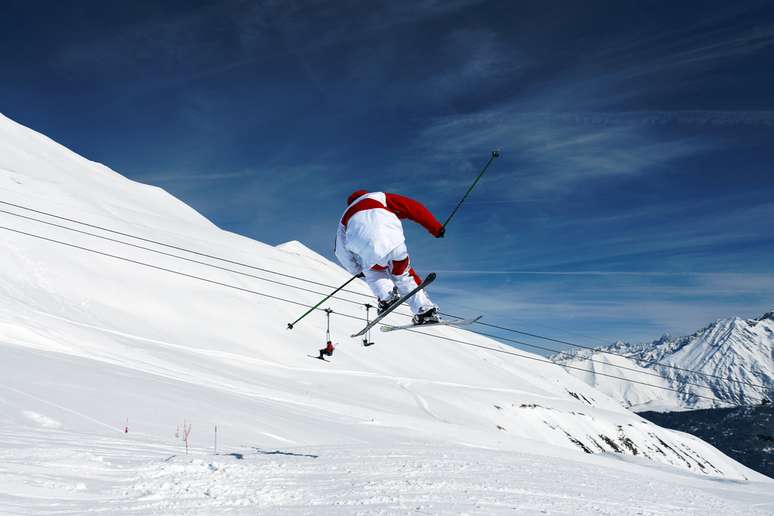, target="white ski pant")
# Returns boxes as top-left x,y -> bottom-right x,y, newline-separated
362,243 -> 434,314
